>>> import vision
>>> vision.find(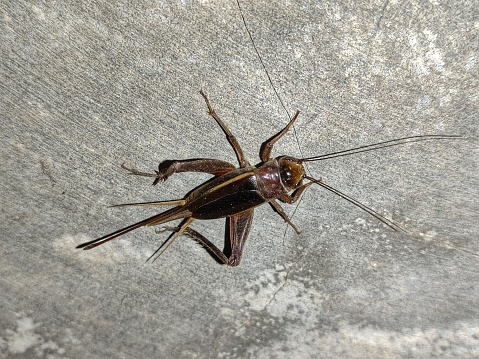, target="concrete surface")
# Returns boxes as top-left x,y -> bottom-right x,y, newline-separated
1,0 -> 478,358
